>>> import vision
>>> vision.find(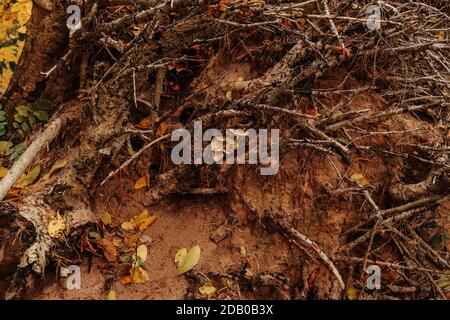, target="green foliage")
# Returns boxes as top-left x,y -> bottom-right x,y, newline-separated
13,100 -> 52,136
